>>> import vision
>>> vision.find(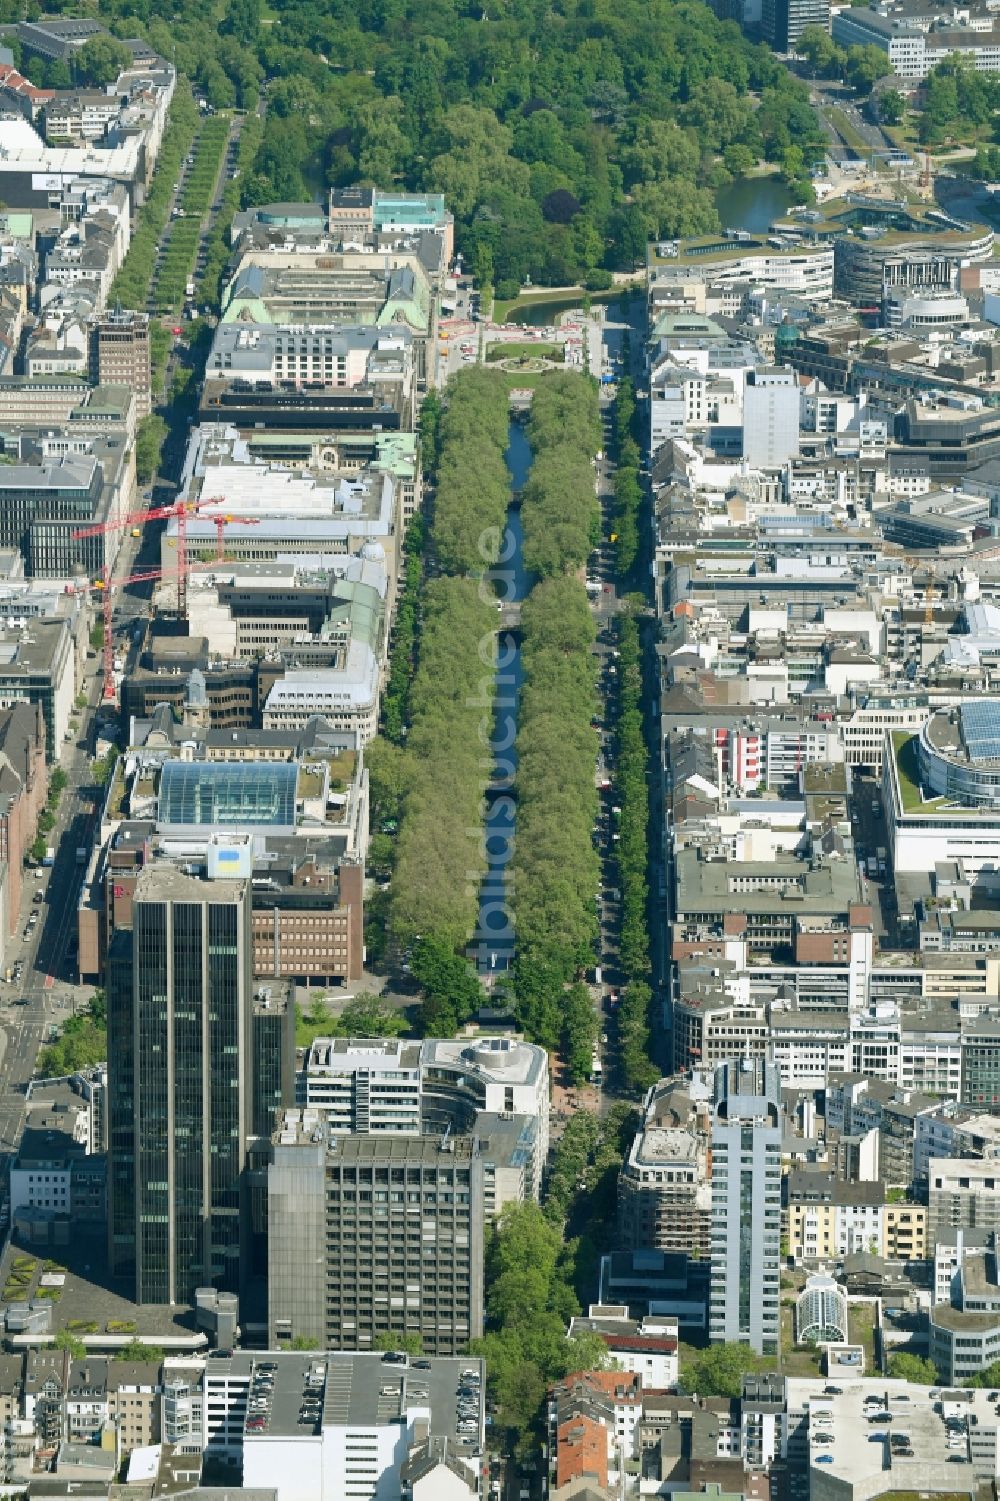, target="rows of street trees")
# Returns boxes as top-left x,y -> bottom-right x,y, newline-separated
380,373 -> 511,1008
613,376 -> 642,576
521,374 -> 602,577
472,1104 -> 637,1437
471,1201 -> 606,1437
615,614 -> 659,1095
380,514 -> 425,744
199,113 -> 265,306
432,370 -> 512,574
387,577 -> 498,958
110,89 -> 200,309
512,575 -> 600,1052
149,114 -> 232,315
362,374 -> 510,1018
